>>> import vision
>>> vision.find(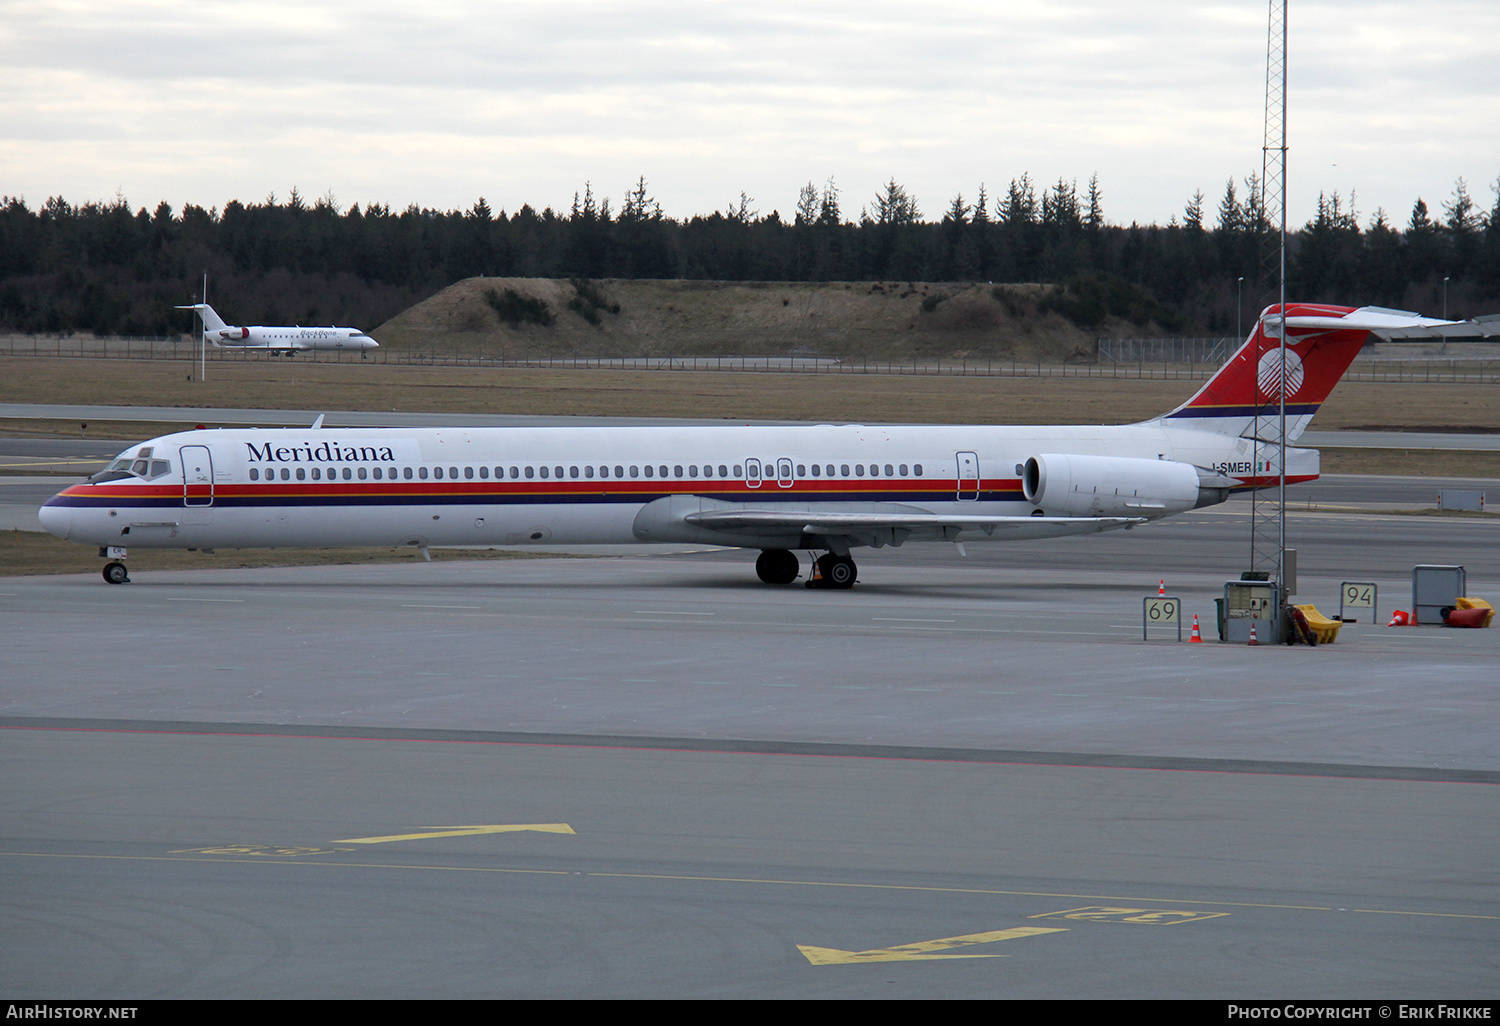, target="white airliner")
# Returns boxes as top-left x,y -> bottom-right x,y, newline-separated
175,303 -> 379,354
41,304 -> 1450,587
